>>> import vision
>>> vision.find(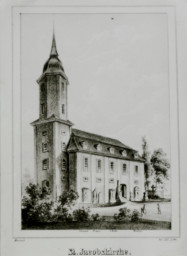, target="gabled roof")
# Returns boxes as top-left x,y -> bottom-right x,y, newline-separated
67,128 -> 144,162
71,129 -> 135,150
